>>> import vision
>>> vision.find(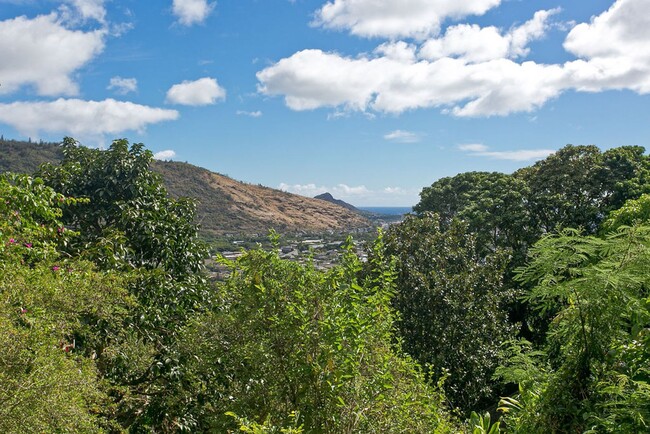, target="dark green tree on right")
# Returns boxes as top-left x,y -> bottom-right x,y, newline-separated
376,213 -> 516,411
